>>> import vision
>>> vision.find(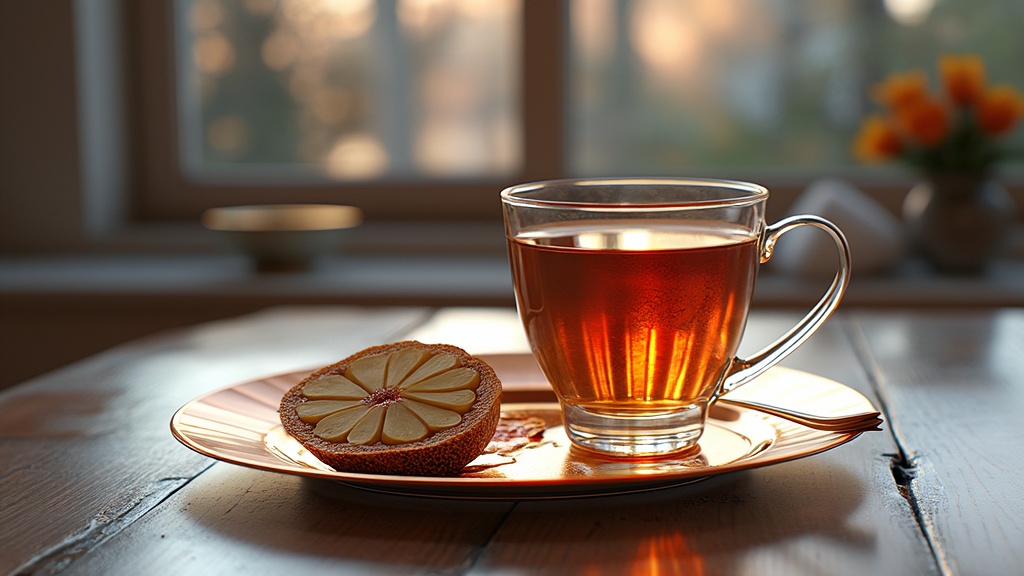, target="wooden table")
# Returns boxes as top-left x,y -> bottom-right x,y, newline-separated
2,306 -> 1022,575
